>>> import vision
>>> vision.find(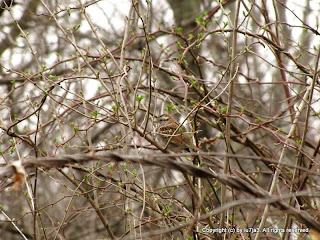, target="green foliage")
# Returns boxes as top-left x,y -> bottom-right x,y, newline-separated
164,104 -> 174,113
91,110 -> 98,118
176,27 -> 183,34
136,95 -> 145,103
